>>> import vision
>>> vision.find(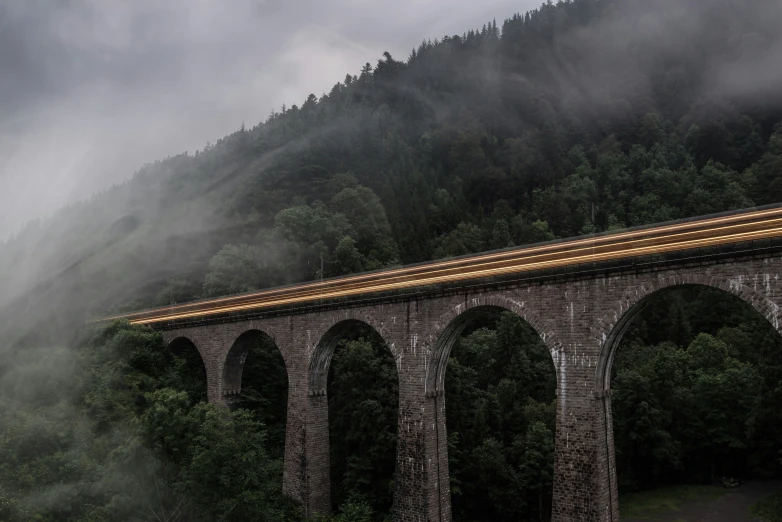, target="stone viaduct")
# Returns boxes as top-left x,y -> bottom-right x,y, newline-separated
117,207 -> 782,521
